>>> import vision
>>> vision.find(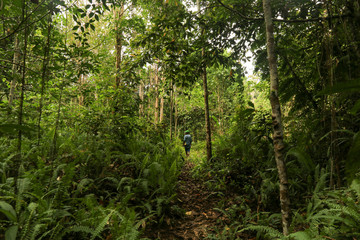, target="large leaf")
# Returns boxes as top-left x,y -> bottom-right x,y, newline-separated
0,201 -> 17,222
286,147 -> 315,172
5,225 -> 18,240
